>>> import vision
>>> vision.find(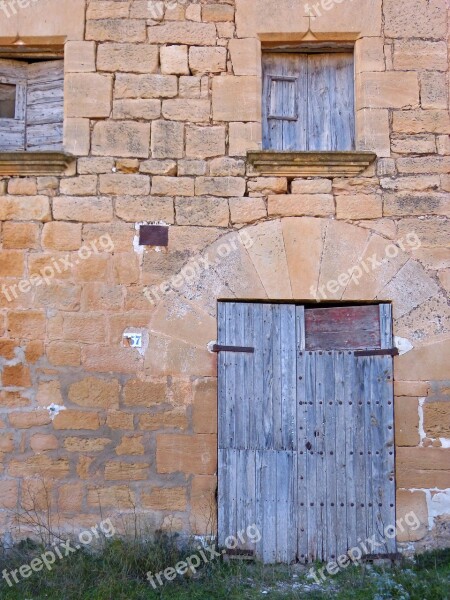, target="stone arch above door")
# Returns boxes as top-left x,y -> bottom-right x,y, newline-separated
146,218 -> 449,378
